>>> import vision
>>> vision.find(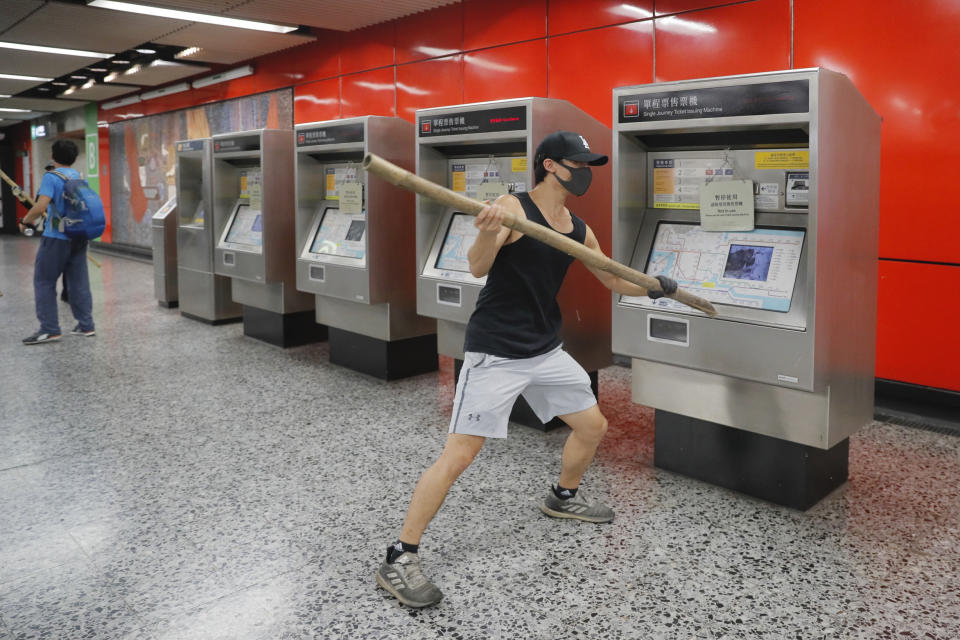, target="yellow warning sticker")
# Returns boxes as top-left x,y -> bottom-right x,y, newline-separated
239,174 -> 248,198
654,202 -> 699,210
653,168 -> 675,195
511,158 -> 527,173
702,282 -> 715,288
452,171 -> 466,193
326,172 -> 337,199
755,151 -> 809,169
